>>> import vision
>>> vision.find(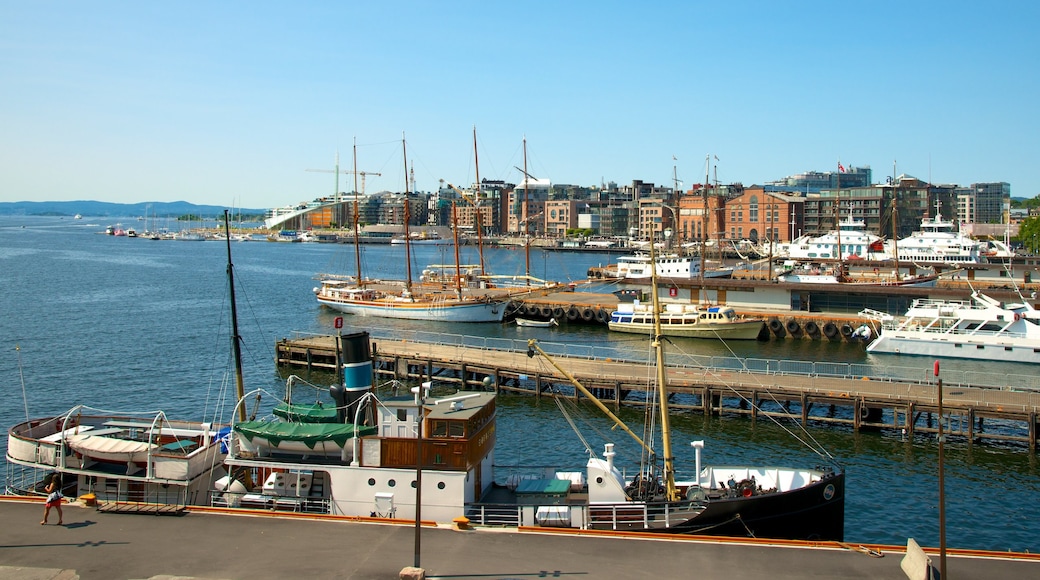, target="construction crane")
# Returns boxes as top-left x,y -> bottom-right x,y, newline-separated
306,152 -> 381,198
